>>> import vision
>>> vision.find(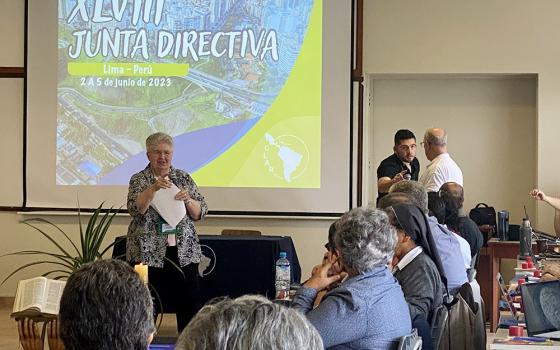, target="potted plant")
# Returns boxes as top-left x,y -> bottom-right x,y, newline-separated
1,203 -> 119,284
